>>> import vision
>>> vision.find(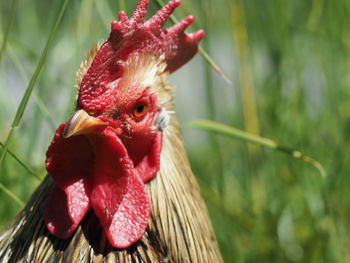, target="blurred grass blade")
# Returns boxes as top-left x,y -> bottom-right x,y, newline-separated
76,0 -> 94,39
154,0 -> 232,85
0,0 -> 70,174
0,141 -> 41,181
231,0 -> 260,157
197,46 -> 232,85
118,0 -> 126,11
94,0 -> 115,28
198,0 -> 224,195
7,45 -> 56,131
0,0 -> 18,64
0,182 -> 24,207
186,120 -> 326,178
